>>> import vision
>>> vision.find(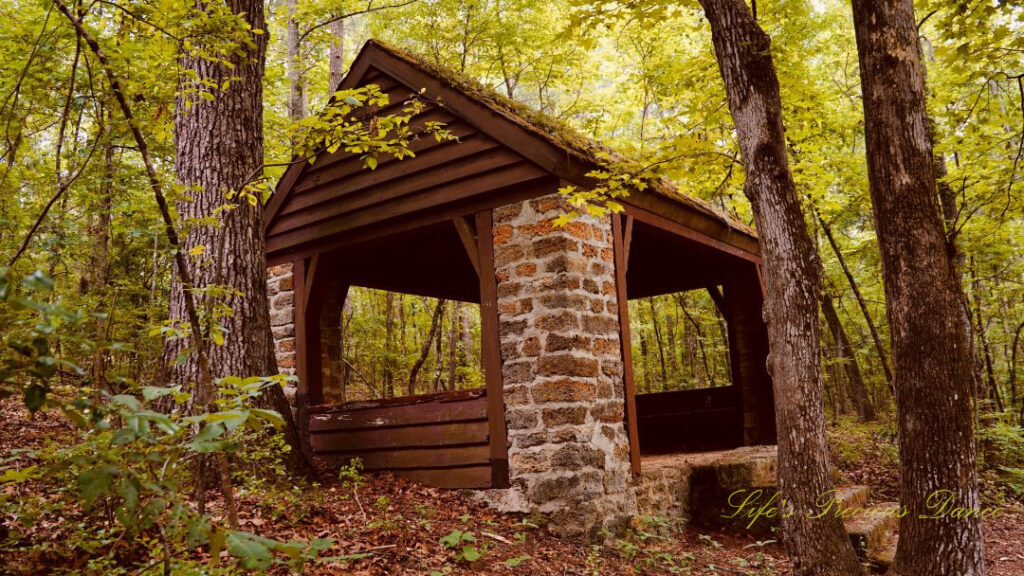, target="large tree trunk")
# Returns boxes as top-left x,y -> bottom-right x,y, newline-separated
697,1 -> 863,574
169,0 -> 307,473
822,293 -> 875,421
850,0 -> 985,573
